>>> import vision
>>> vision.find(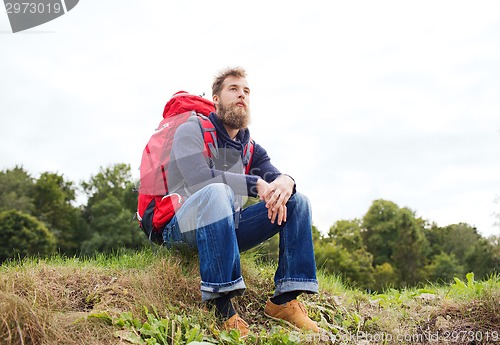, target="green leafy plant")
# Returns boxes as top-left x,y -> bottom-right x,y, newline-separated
114,307 -> 205,345
448,272 -> 484,298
